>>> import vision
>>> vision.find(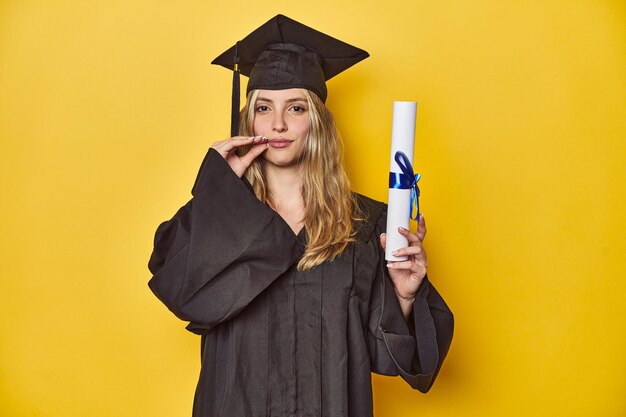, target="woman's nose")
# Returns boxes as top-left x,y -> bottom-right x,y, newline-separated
272,113 -> 287,132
